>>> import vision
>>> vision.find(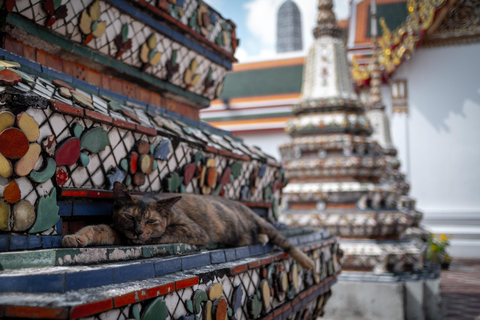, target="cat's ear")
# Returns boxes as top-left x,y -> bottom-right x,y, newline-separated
113,182 -> 134,204
156,196 -> 182,213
